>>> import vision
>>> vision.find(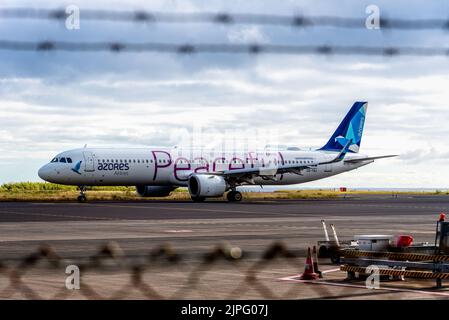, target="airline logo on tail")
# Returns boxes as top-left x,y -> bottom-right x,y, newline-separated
319,101 -> 367,153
